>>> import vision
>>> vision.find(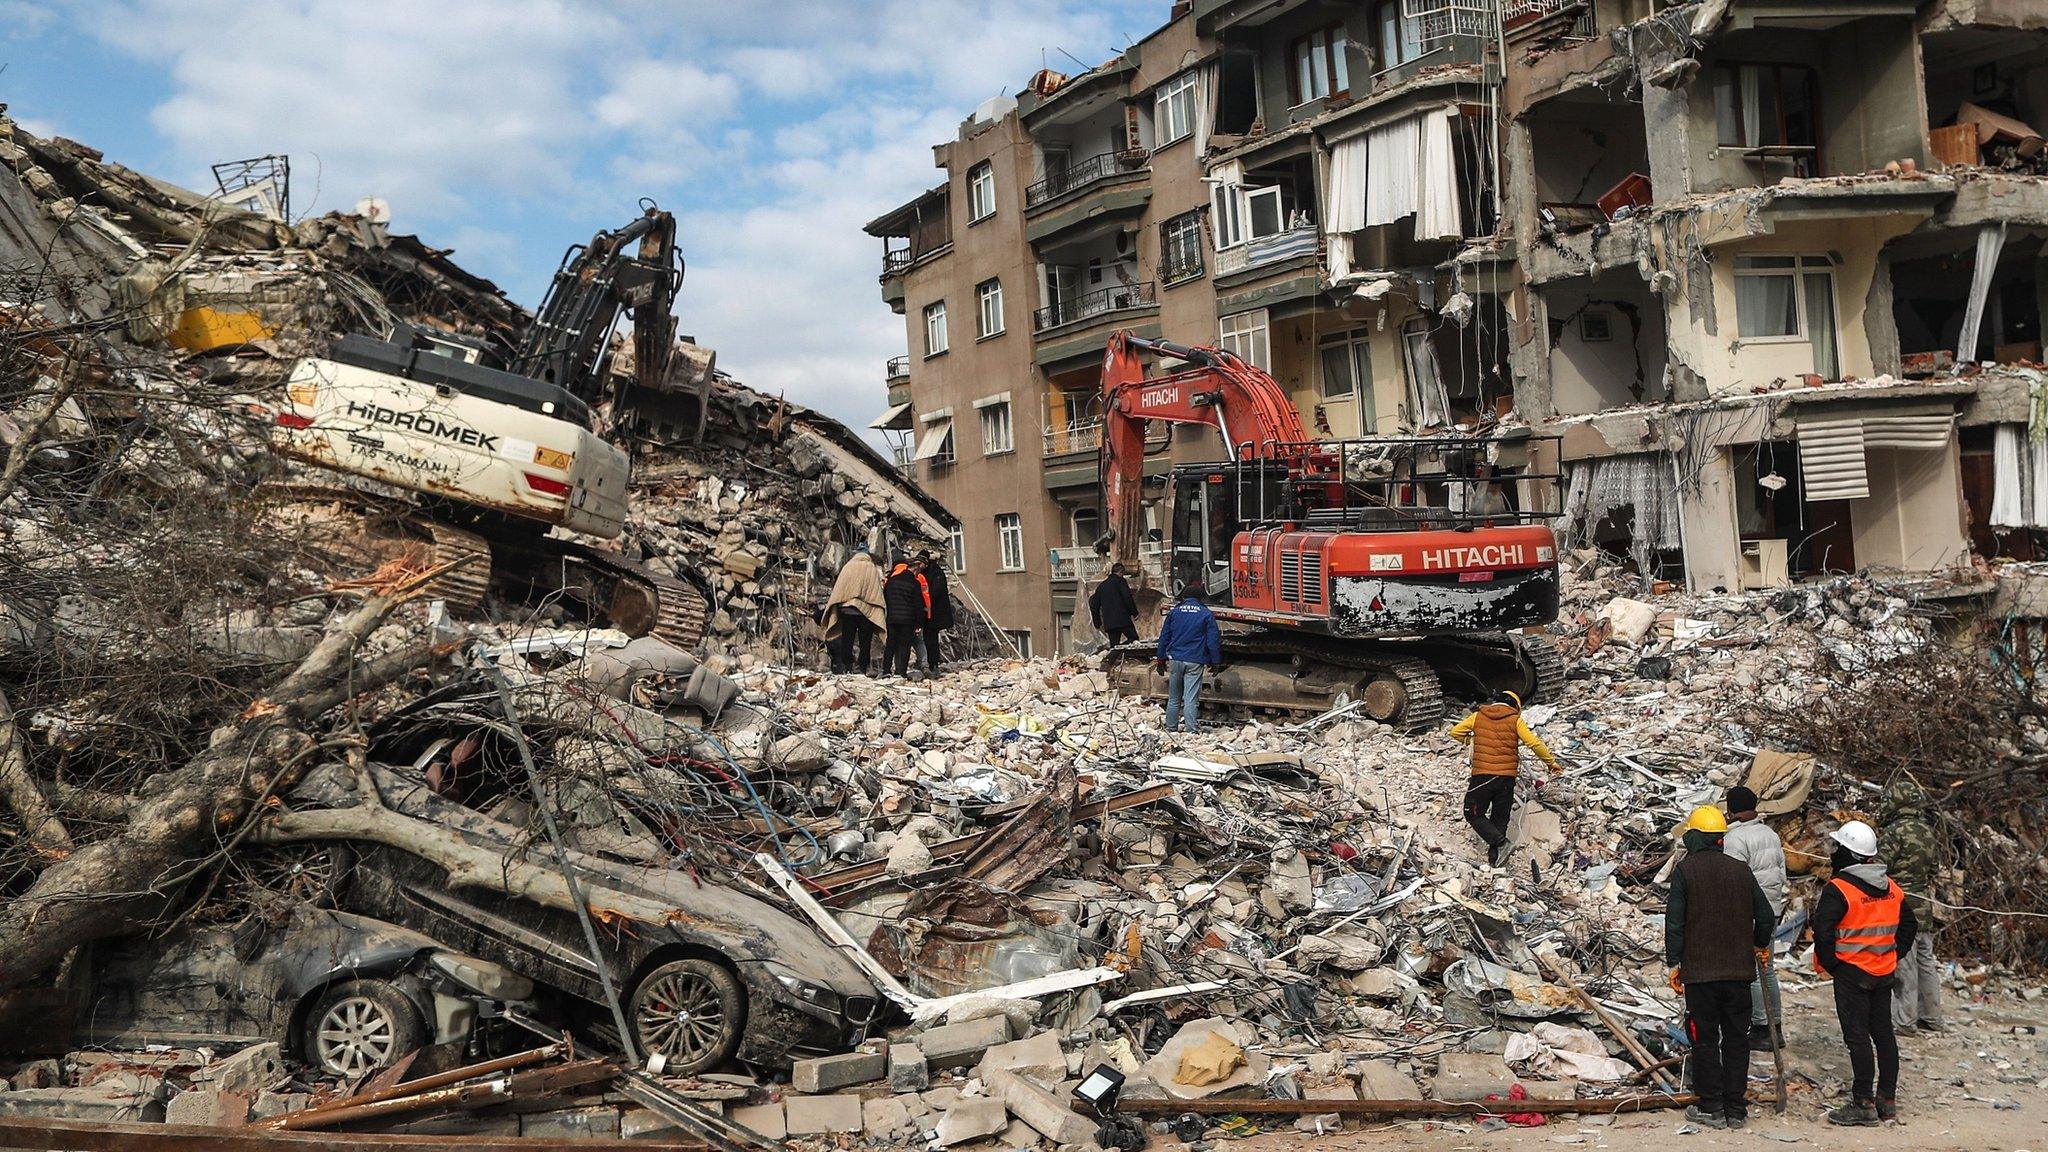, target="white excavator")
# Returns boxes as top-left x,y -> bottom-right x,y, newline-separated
261,202 -> 708,645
